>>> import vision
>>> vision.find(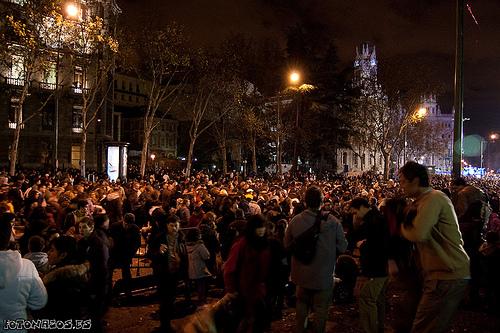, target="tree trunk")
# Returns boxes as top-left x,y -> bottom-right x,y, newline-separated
383,151 -> 391,180
291,94 -> 300,174
186,135 -> 197,178
292,139 -> 298,174
221,144 -> 227,175
80,130 -> 87,178
277,134 -> 282,176
140,131 -> 151,178
9,125 -> 22,176
251,135 -> 257,174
